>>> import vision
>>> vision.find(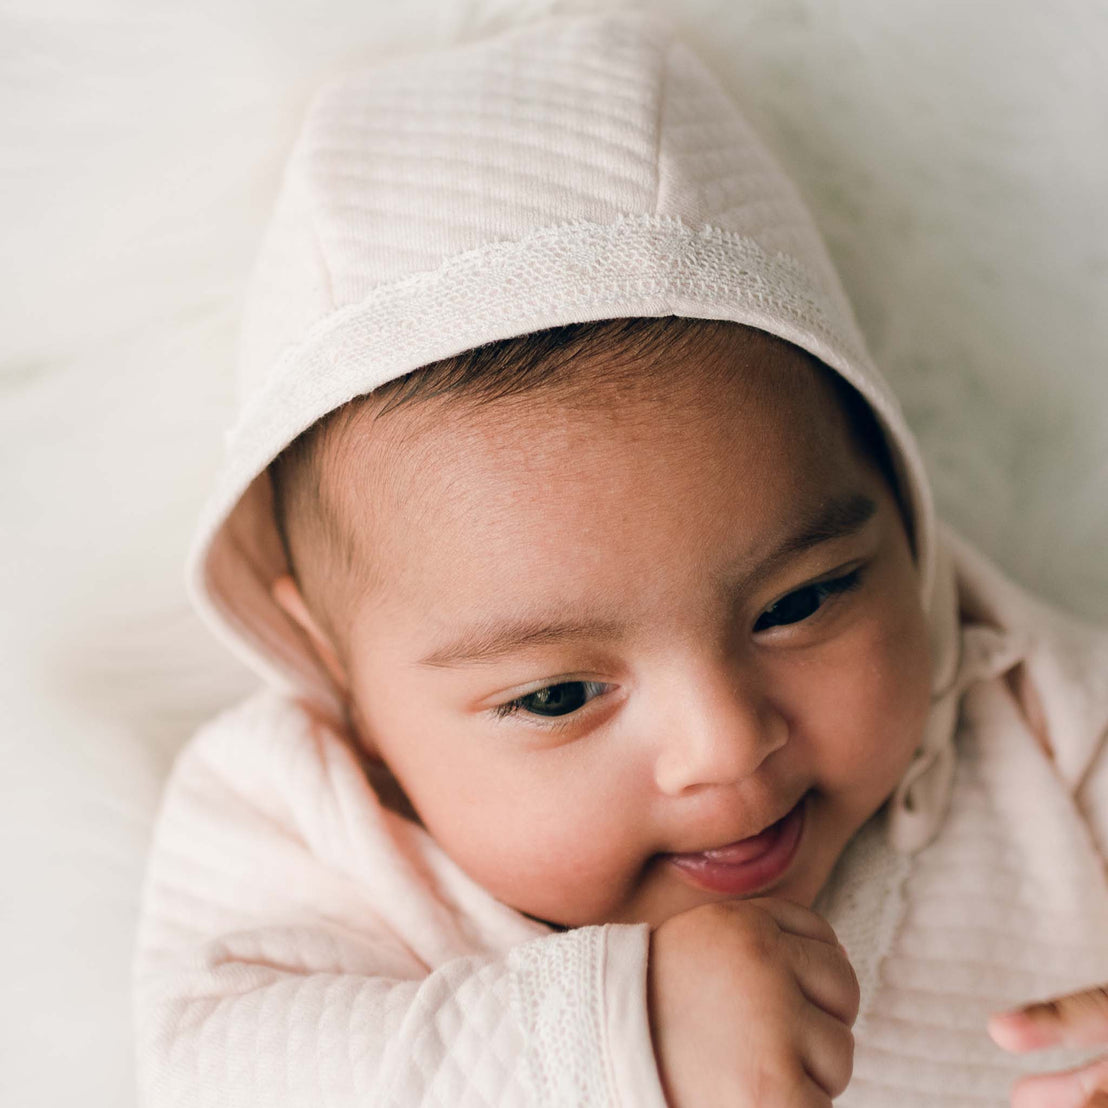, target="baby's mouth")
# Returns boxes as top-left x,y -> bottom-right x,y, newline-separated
664,792 -> 809,896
